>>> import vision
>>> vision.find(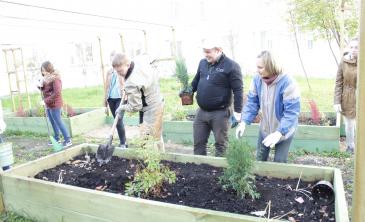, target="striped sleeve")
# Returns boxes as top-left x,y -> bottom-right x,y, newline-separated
277,77 -> 301,135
